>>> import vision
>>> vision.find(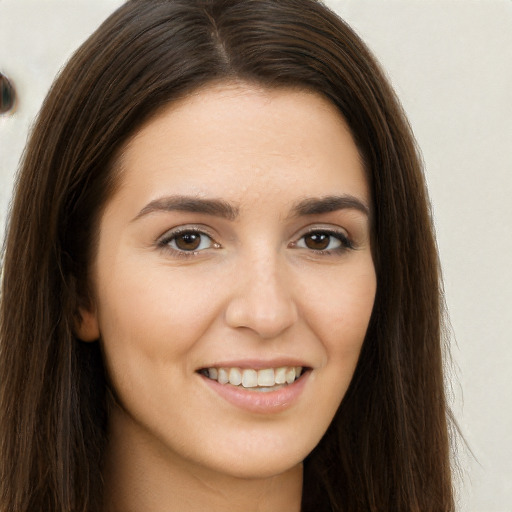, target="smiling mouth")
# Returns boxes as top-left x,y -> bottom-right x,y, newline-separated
197,366 -> 307,392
